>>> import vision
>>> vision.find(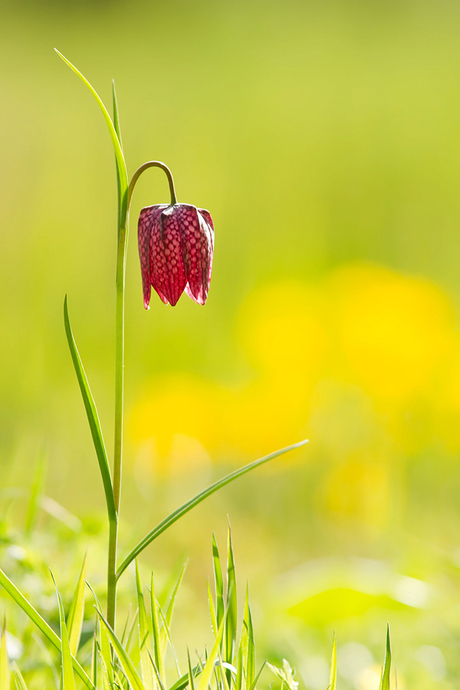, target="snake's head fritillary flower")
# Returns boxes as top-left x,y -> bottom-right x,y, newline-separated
138,203 -> 214,308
